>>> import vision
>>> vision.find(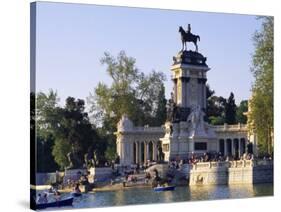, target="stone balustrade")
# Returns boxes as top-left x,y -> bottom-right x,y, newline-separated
134,126 -> 164,132
189,160 -> 273,185
211,123 -> 247,132
191,160 -> 273,170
